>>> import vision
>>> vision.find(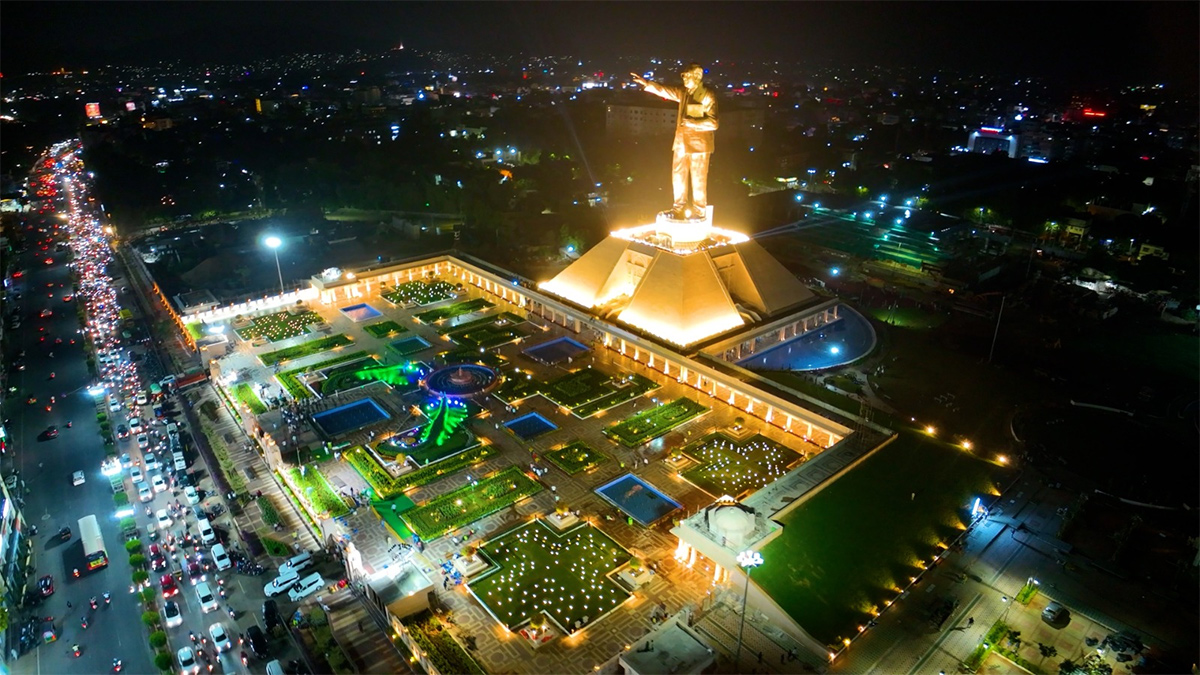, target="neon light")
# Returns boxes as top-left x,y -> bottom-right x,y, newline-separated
979,127 -> 1004,133
1082,109 -> 1106,118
